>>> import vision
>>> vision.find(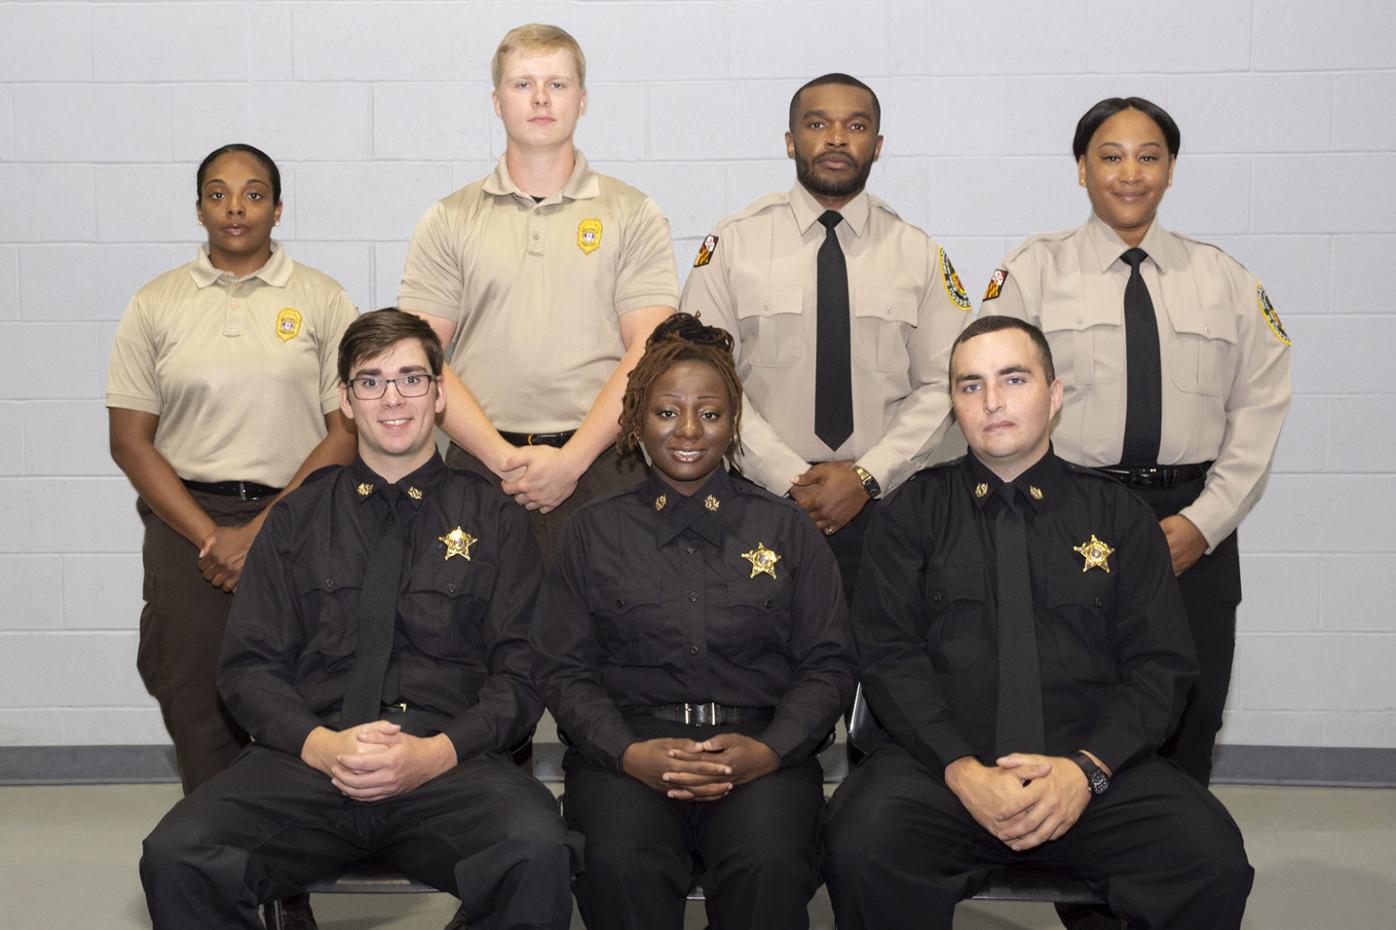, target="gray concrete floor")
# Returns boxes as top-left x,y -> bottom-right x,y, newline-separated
2,783 -> 1393,929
